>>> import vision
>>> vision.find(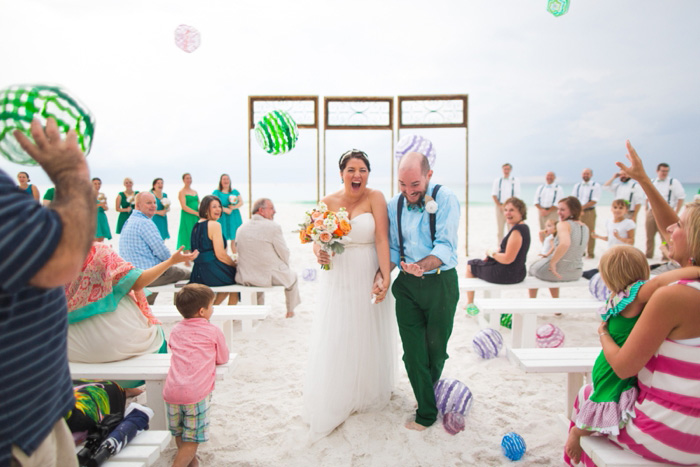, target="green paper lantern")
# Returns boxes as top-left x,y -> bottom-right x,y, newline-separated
500,313 -> 513,329
254,110 -> 299,155
547,0 -> 570,17
0,84 -> 95,166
